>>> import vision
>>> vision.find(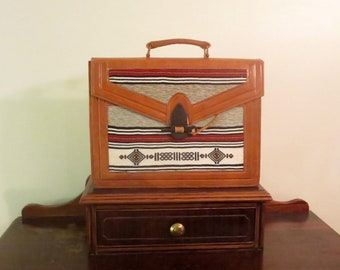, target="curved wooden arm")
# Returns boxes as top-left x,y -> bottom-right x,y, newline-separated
21,194 -> 85,223
264,199 -> 309,213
